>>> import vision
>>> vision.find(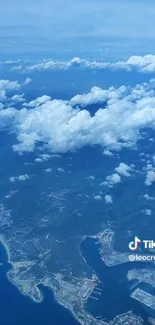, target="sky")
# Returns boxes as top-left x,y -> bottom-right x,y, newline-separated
1,0 -> 155,158
1,0 -> 155,60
